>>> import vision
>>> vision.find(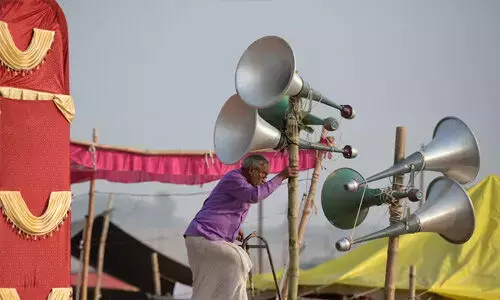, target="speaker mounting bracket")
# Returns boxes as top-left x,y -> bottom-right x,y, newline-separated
408,164 -> 417,189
